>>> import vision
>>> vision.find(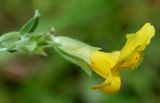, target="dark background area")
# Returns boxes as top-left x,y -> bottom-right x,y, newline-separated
0,0 -> 160,103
